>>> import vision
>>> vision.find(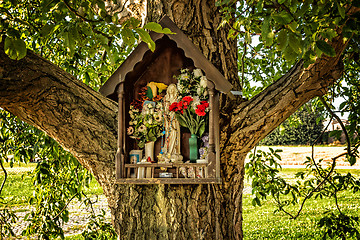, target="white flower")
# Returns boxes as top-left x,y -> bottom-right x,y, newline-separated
177,83 -> 183,92
200,76 -> 207,88
133,108 -> 139,113
154,114 -> 162,122
193,69 -> 203,77
147,103 -> 153,109
127,127 -> 134,135
203,90 -> 208,96
150,109 -> 154,114
129,121 -> 134,125
133,120 -> 138,125
138,125 -> 146,132
147,119 -> 153,125
180,73 -> 189,80
197,87 -> 202,96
